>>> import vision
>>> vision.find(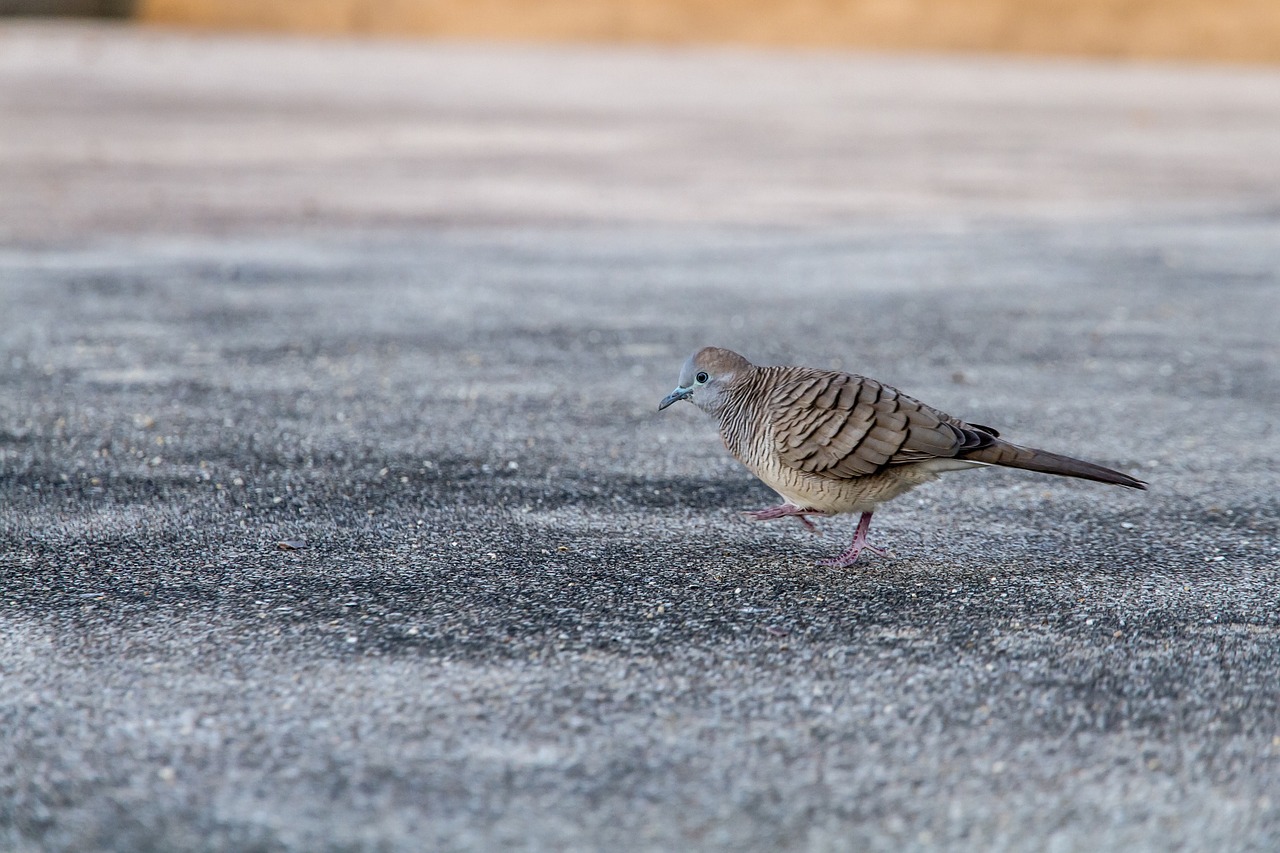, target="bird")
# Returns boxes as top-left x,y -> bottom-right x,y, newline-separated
658,346 -> 1146,567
